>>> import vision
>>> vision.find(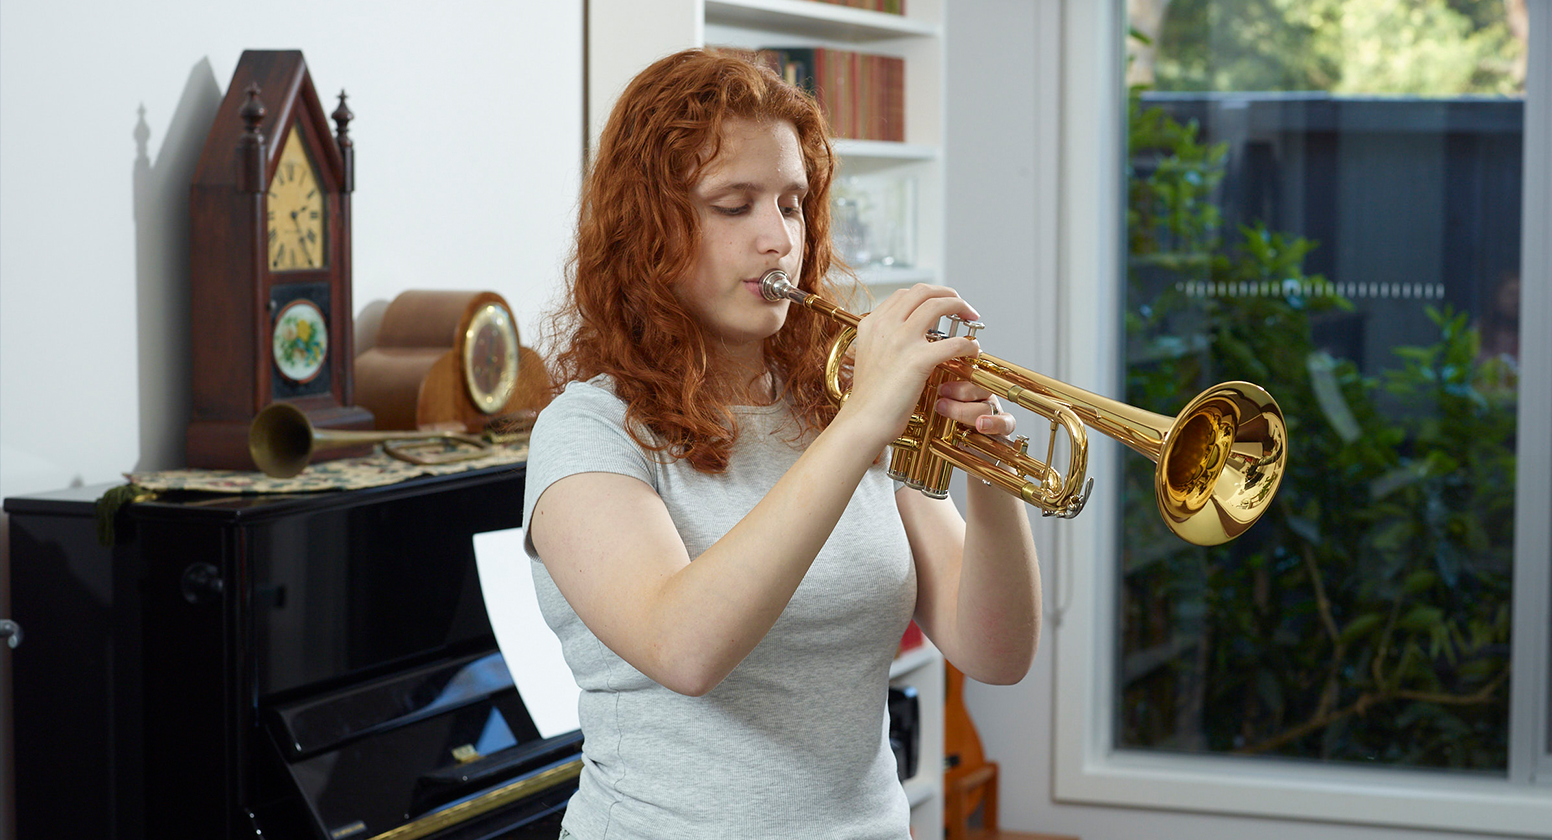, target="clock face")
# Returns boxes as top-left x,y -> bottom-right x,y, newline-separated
462,302 -> 520,415
267,125 -> 327,272
272,297 -> 330,384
